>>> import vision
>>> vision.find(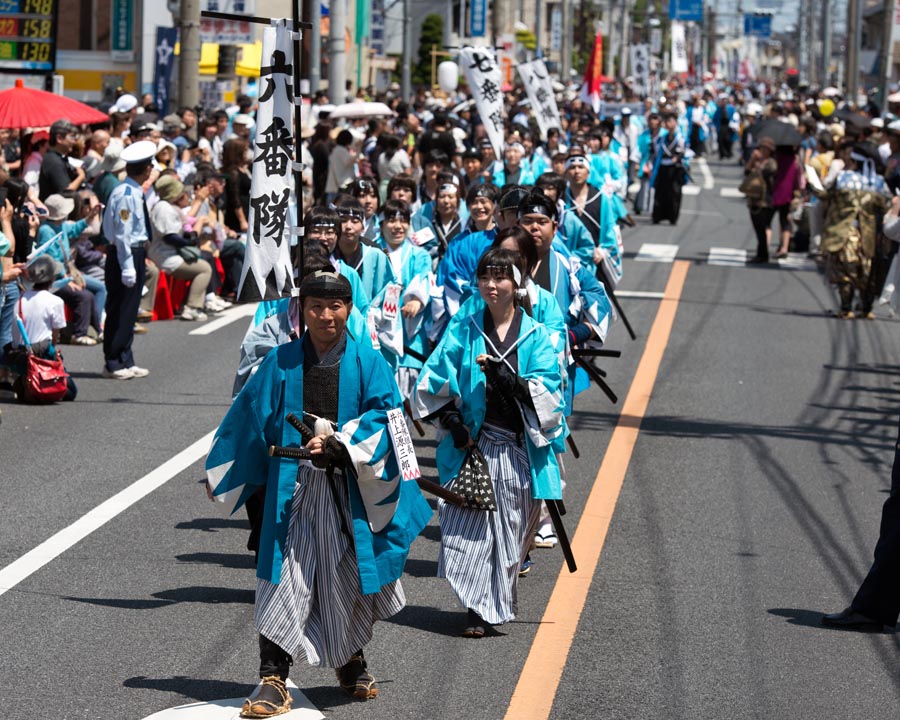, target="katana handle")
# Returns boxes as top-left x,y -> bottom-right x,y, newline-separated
566,435 -> 580,459
575,356 -> 618,404
268,445 -> 313,460
572,348 -> 622,358
417,477 -> 467,507
286,413 -> 316,442
546,499 -> 577,573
